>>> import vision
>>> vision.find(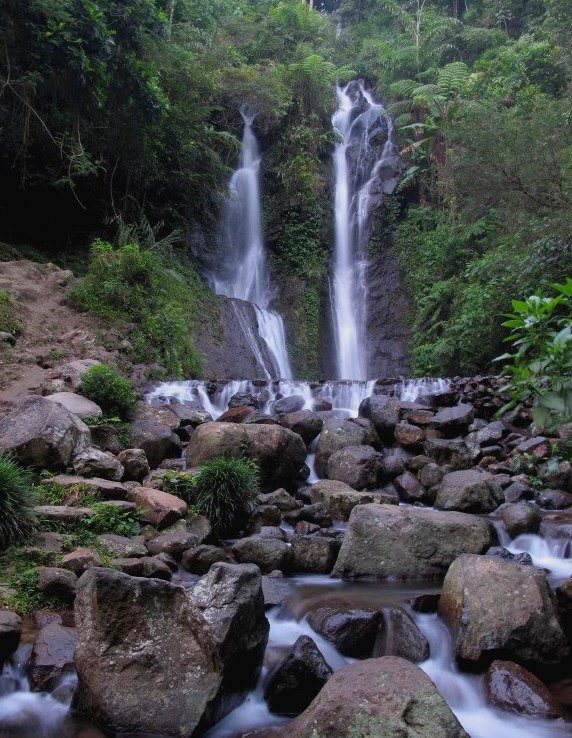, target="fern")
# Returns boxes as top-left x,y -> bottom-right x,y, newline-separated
437,62 -> 470,93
